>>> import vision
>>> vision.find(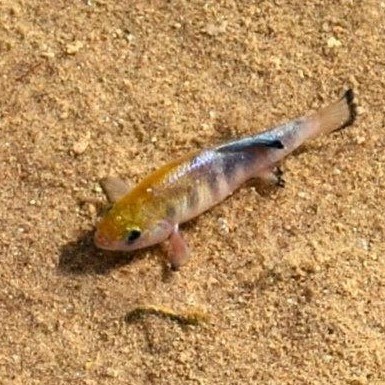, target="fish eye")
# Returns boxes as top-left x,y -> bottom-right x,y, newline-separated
126,229 -> 141,243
